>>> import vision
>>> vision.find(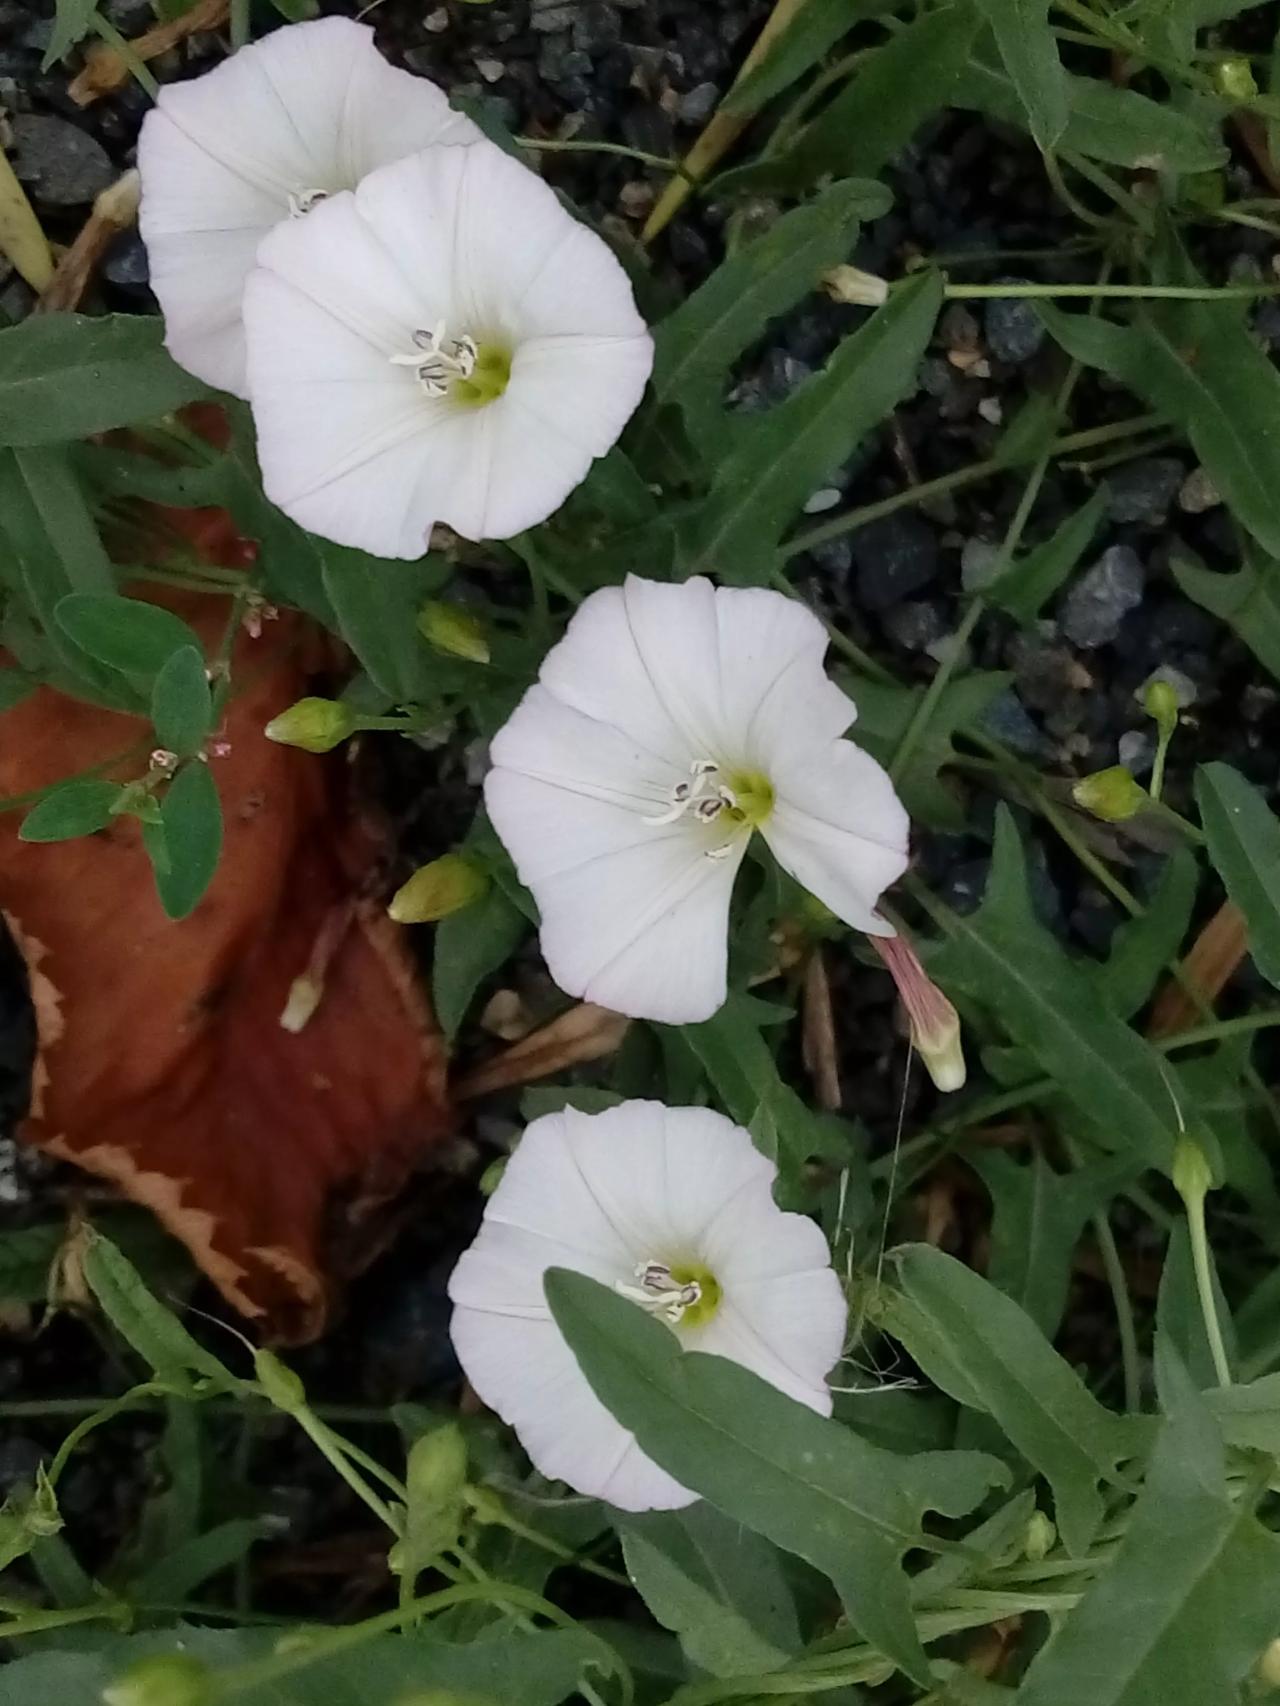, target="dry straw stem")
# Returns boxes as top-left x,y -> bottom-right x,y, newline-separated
0,143 -> 54,291
455,1002 -> 630,1099
35,170 -> 140,314
70,0 -> 229,105
642,0 -> 810,243
1147,901 -> 1249,1040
